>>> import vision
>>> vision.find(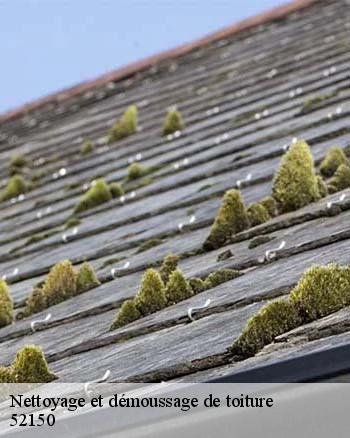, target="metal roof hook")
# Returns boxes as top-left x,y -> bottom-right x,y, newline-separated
188,299 -> 211,322
84,370 -> 111,399
31,313 -> 52,332
264,240 -> 286,262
